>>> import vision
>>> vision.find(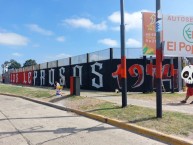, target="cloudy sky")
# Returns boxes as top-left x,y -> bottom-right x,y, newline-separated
0,0 -> 192,72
